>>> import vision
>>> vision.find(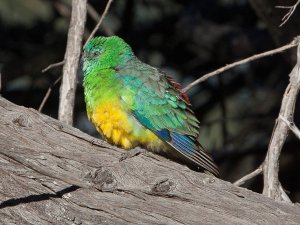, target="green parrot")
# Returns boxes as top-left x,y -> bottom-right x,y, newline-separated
81,36 -> 219,176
